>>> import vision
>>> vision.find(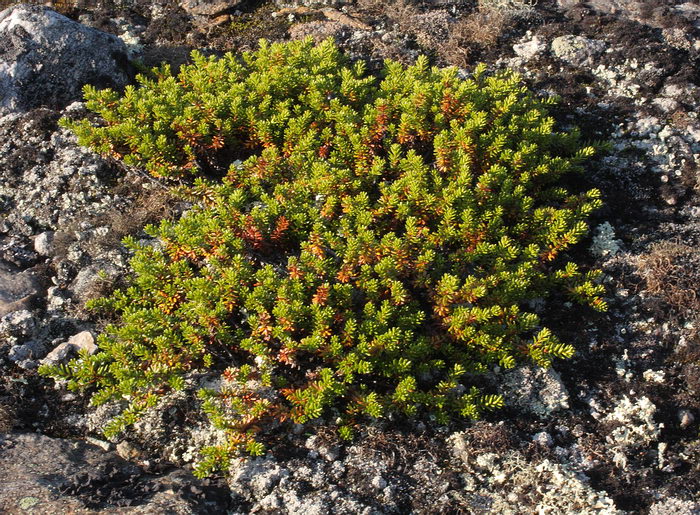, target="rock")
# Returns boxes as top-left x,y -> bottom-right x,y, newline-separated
501,366 -> 570,417
1,238 -> 38,268
513,35 -> 546,60
40,330 -> 97,367
371,475 -> 387,489
179,0 -> 243,17
556,0 -> 583,8
85,436 -> 112,452
532,431 -> 553,447
33,231 -> 55,257
228,457 -> 291,502
68,263 -> 120,302
116,440 -> 141,461
648,496 -> 700,515
275,0 -> 348,8
7,340 -> 46,368
551,35 -> 606,67
678,409 -> 694,429
0,265 -> 44,317
0,309 -> 36,339
0,432 -> 231,513
0,5 -> 133,114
